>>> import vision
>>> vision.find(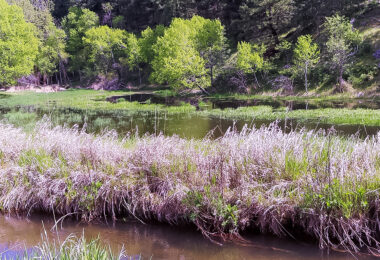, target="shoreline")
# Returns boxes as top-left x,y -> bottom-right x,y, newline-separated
0,121 -> 379,255
1,90 -> 380,127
